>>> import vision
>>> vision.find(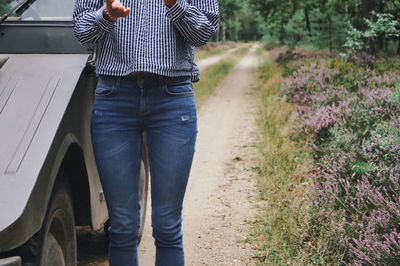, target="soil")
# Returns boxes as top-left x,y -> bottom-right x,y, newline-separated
77,44 -> 260,266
